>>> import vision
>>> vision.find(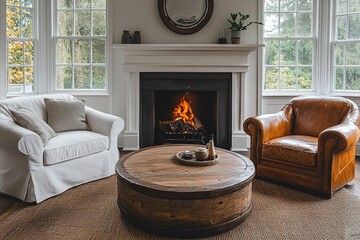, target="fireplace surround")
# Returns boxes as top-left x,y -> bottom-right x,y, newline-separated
113,44 -> 263,151
140,72 -> 231,149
